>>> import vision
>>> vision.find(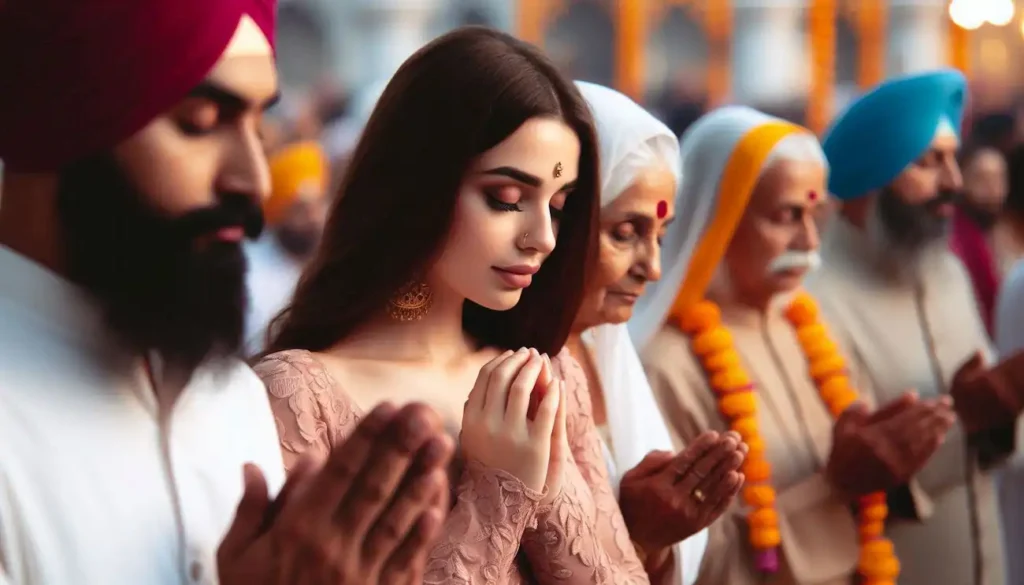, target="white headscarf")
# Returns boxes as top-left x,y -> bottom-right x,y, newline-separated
627,106 -> 820,349
576,81 -> 706,585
